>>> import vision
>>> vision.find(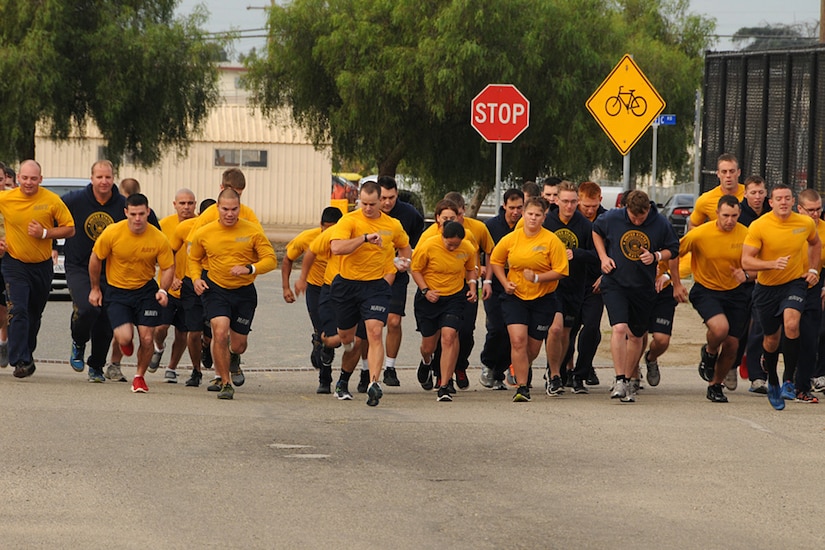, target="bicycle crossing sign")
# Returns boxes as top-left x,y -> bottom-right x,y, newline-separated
586,54 -> 665,156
